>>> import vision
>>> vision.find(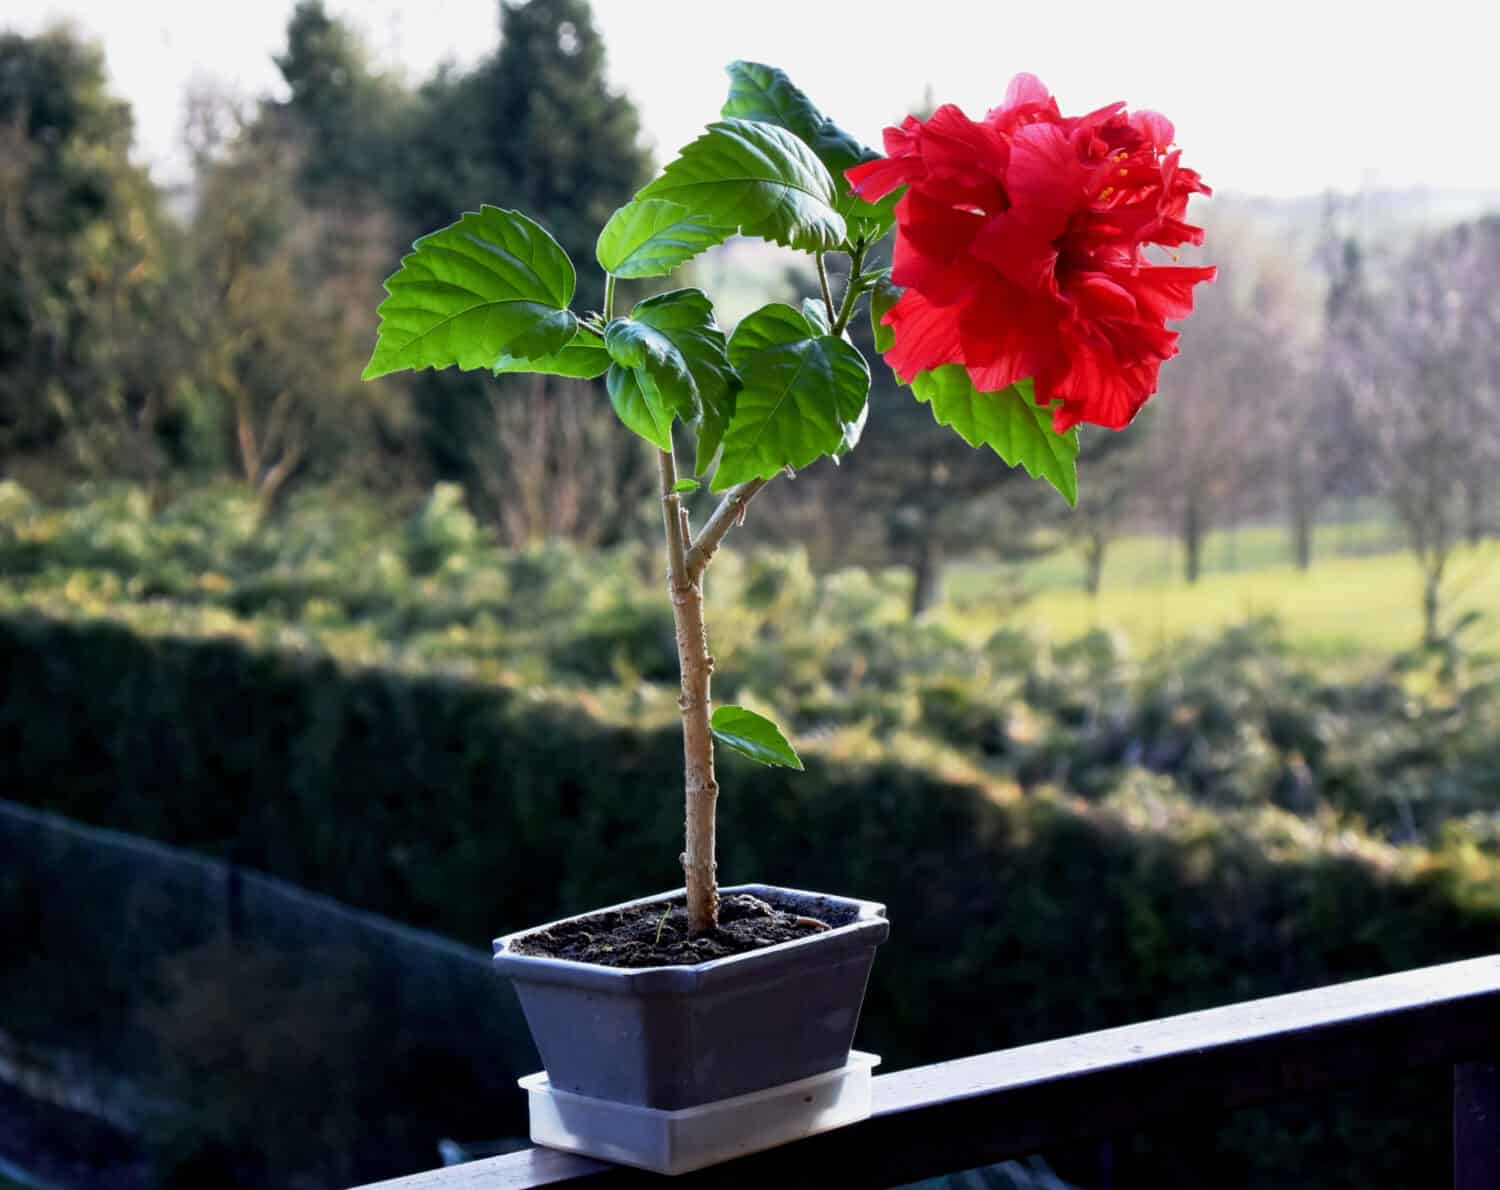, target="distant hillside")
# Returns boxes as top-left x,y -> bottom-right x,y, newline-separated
1214,187 -> 1500,259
